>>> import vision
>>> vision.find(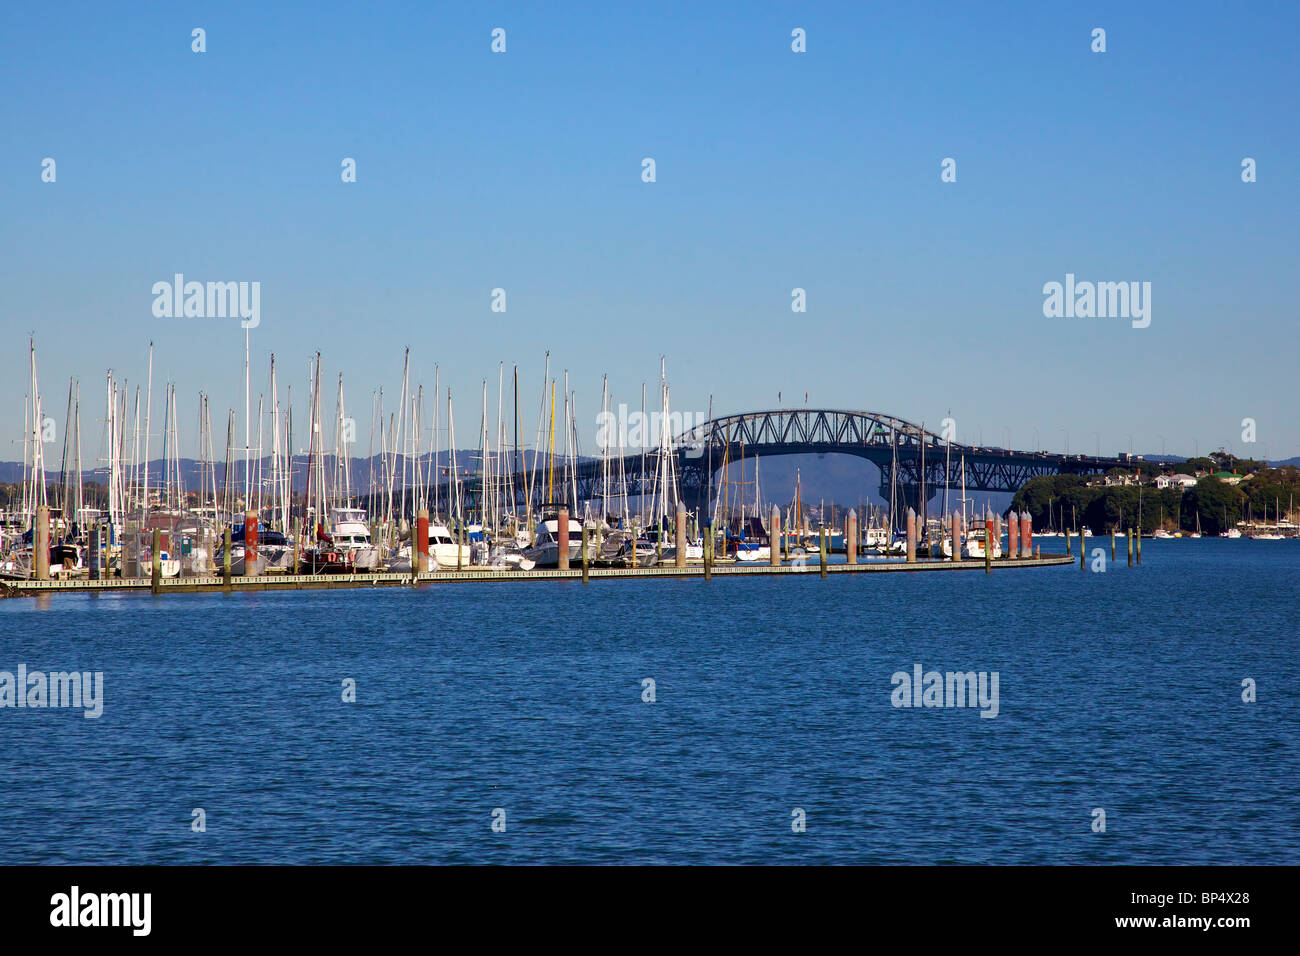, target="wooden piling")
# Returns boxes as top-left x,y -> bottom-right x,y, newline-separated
244,510 -> 259,577
1127,528 -> 1134,567
151,528 -> 162,594
557,506 -> 570,570
1080,531 -> 1086,570
951,510 -> 961,562
675,502 -> 686,569
416,509 -> 429,577
770,505 -> 781,566
292,517 -> 300,574
1136,529 -> 1142,565
1111,530 -> 1116,562
581,526 -> 590,582
704,524 -> 713,580
819,526 -> 828,578
88,524 -> 101,580
34,505 -> 51,580
222,526 -> 232,589
906,507 -> 917,563
984,519 -> 992,574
